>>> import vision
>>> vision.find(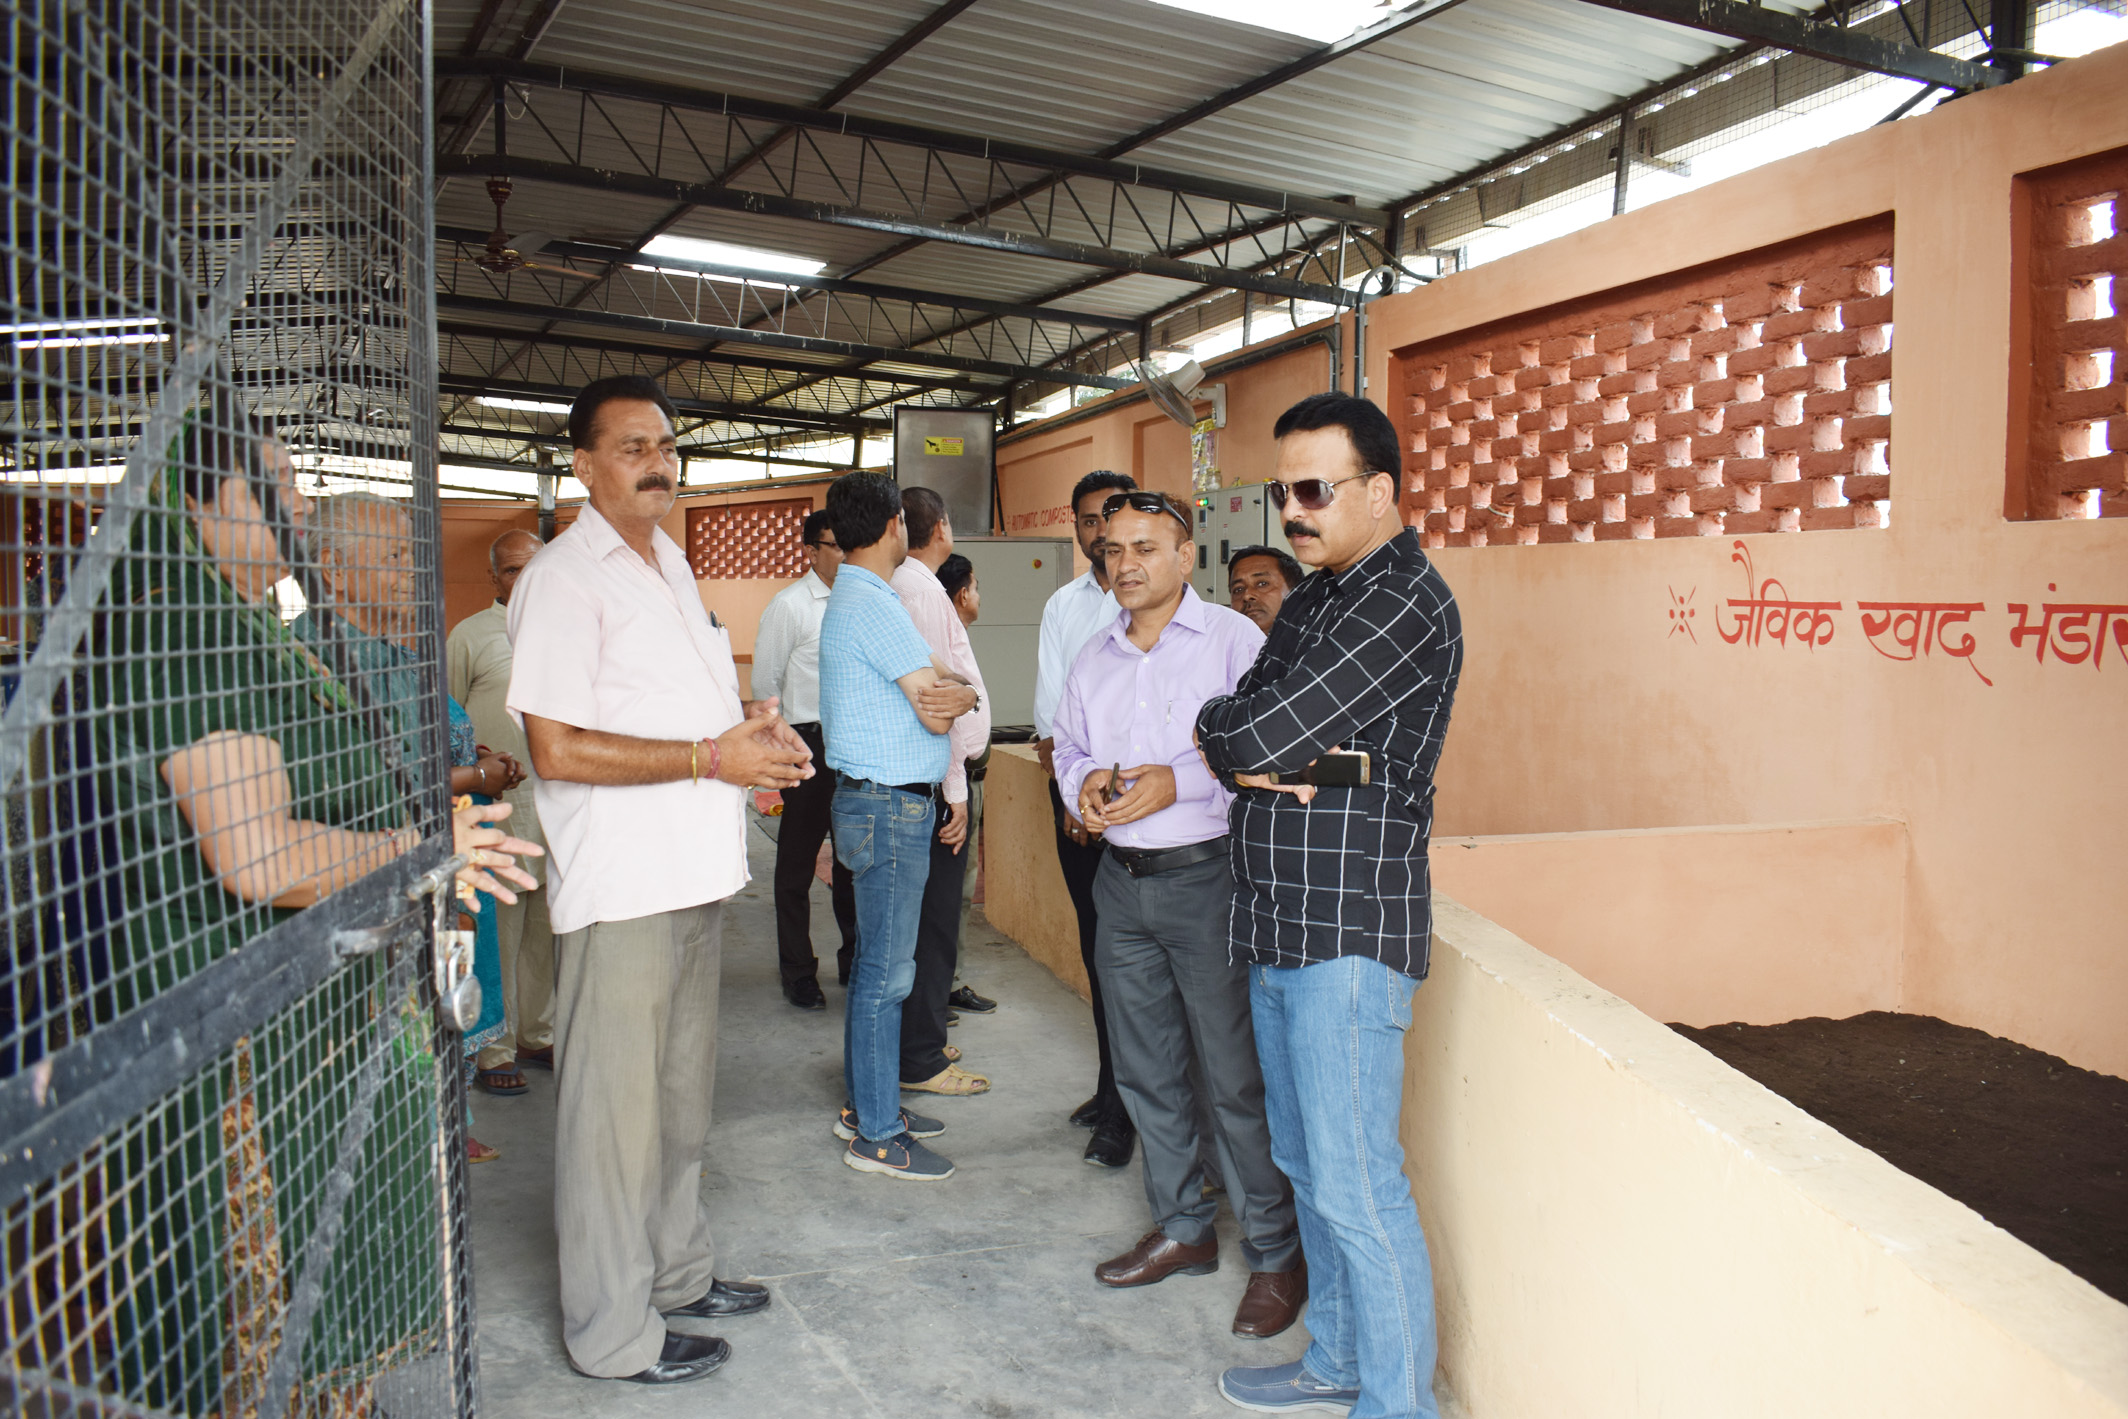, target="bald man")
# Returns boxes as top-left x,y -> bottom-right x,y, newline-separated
448,527 -> 556,1086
